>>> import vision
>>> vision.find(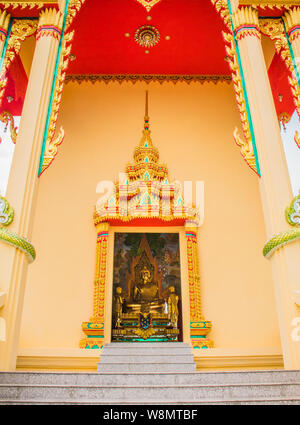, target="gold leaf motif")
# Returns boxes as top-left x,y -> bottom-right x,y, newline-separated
135,0 -> 162,12
233,127 -> 257,174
